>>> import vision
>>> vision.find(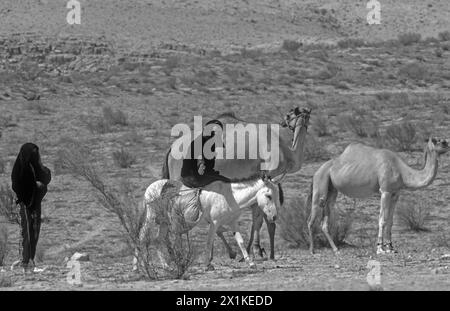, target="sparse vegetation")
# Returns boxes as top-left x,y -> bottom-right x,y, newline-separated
304,135 -> 330,162
337,38 -> 365,49
398,32 -> 422,46
0,224 -> 8,266
398,62 -> 428,80
396,197 -> 430,232
103,106 -> 128,126
58,141 -> 196,280
384,121 -> 418,152
279,195 -> 353,249
112,147 -> 137,168
337,108 -> 379,138
0,184 -> 19,225
281,40 -> 302,53
312,115 -> 330,137
438,31 -> 450,42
